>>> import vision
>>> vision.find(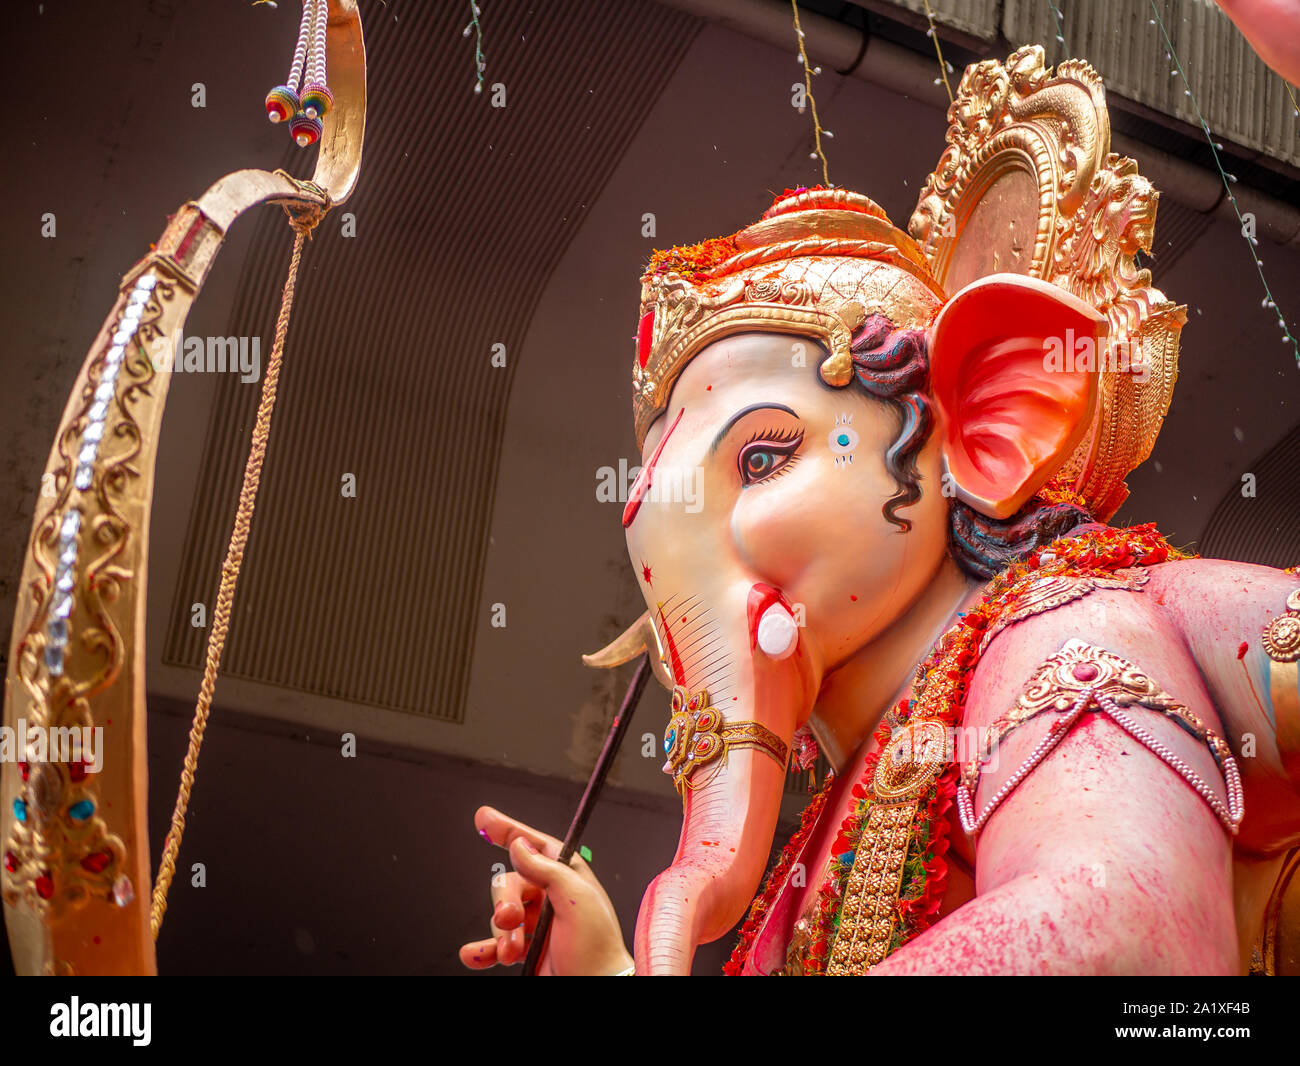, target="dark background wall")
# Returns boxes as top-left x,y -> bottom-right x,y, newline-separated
1,0 -> 1297,975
